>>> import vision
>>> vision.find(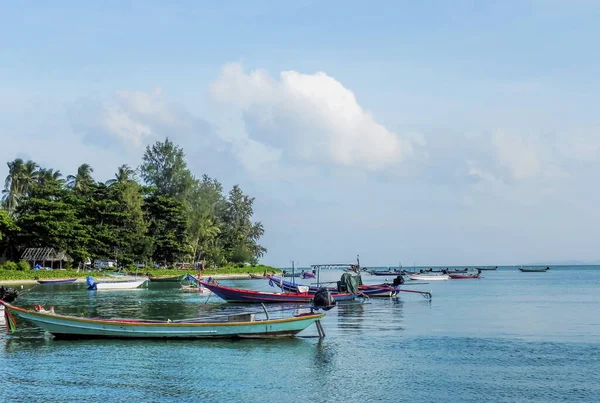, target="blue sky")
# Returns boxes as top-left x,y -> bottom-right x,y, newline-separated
2,1 -> 600,266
